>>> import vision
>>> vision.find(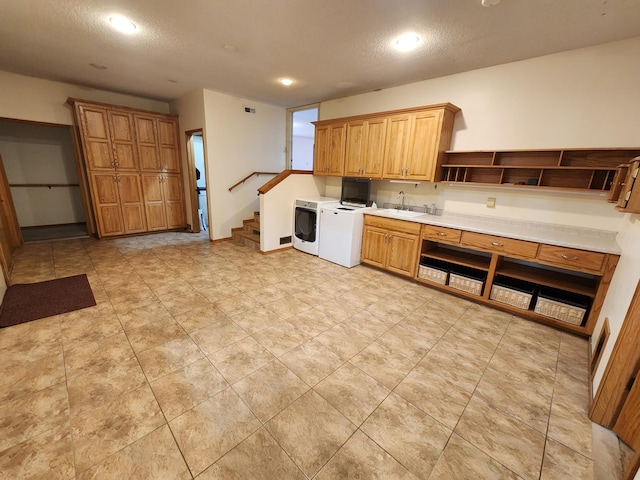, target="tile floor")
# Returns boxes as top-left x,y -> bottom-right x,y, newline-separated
0,232 -> 597,479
